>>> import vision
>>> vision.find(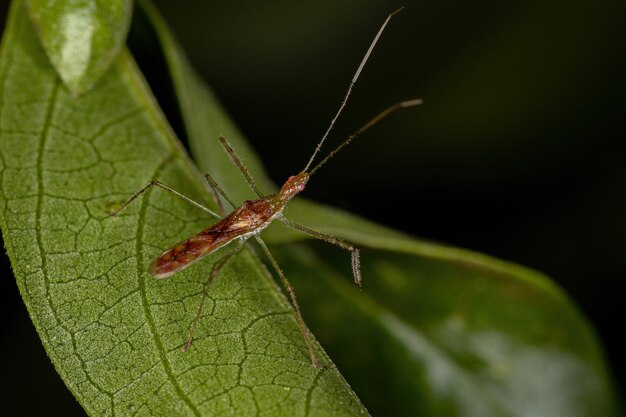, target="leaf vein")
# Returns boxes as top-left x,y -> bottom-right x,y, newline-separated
134,154 -> 201,417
